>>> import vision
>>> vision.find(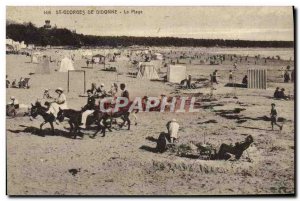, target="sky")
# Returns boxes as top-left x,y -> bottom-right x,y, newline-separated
6,6 -> 294,41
